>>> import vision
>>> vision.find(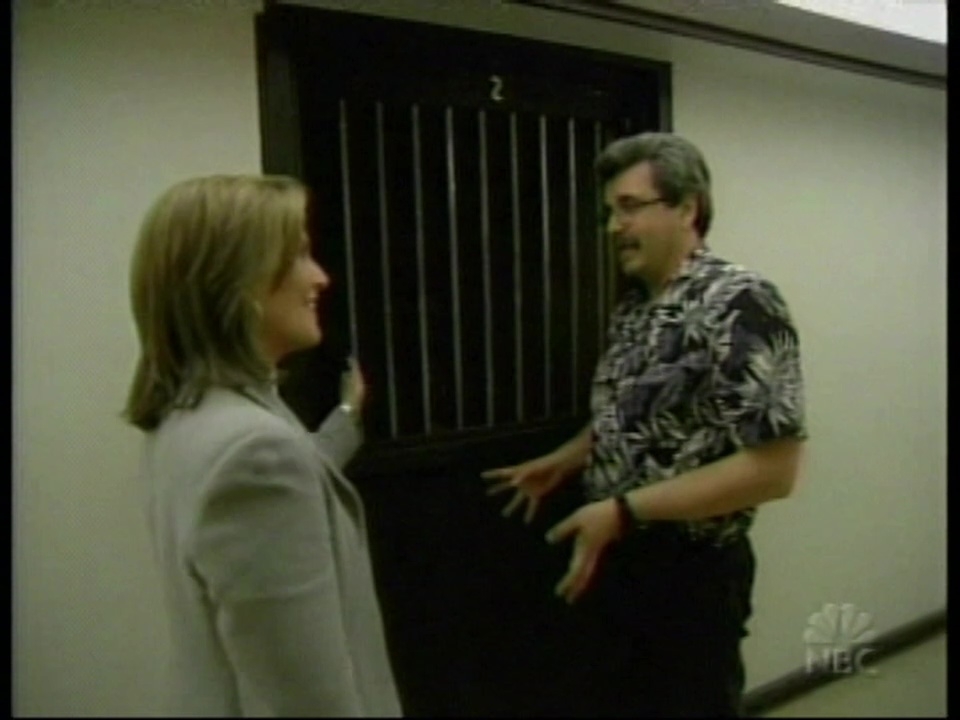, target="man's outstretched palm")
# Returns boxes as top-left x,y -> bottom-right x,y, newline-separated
482,454 -> 574,524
